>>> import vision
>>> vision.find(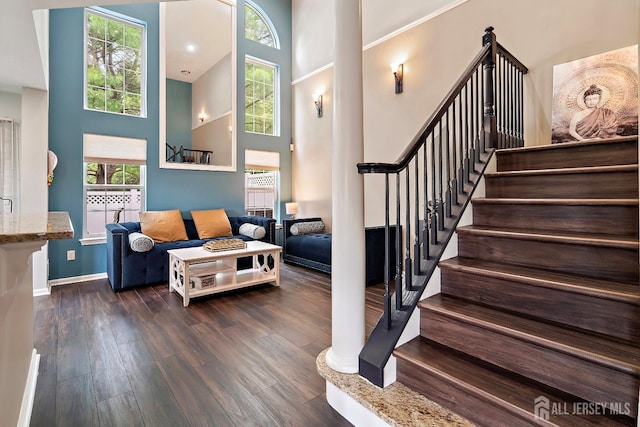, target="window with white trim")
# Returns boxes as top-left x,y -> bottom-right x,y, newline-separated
244,2 -> 279,49
245,58 -> 278,136
83,134 -> 146,239
85,7 -> 146,117
245,149 -> 279,218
